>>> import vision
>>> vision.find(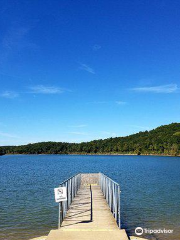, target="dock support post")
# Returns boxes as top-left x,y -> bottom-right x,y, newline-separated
118,185 -> 121,229
90,184 -> 93,222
